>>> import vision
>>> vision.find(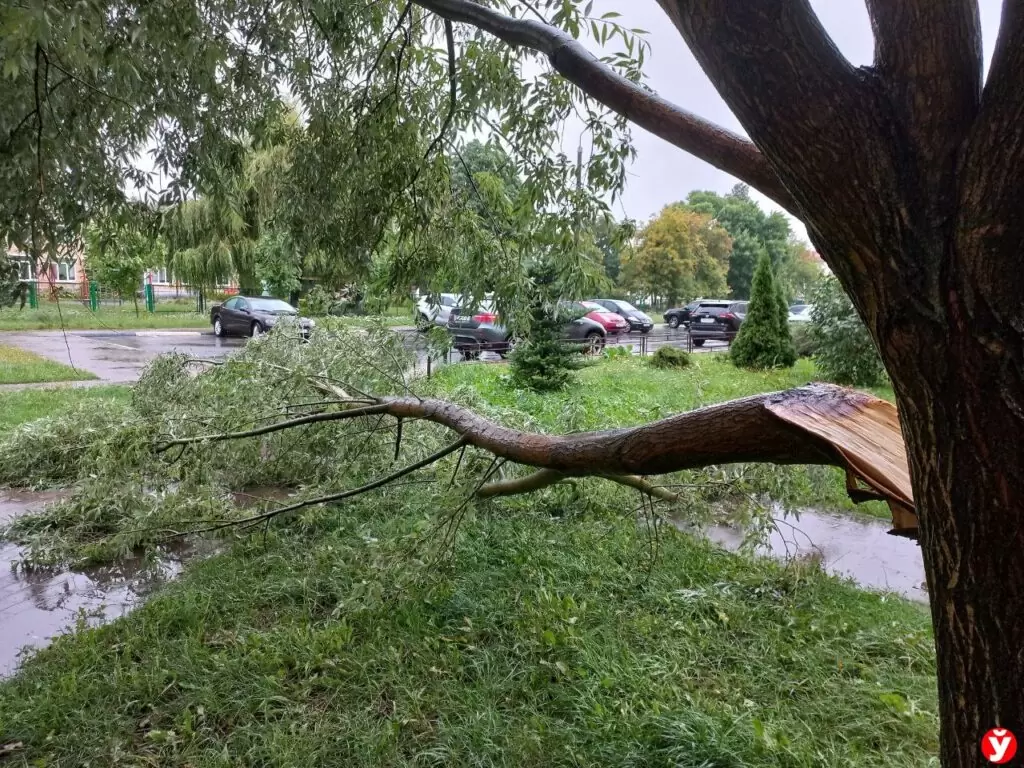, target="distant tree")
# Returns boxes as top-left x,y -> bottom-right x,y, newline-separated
730,252 -> 795,370
777,245 -> 826,302
85,220 -> 165,314
0,257 -> 27,309
620,205 -> 730,306
591,216 -> 632,282
679,190 -> 794,298
509,263 -> 584,392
